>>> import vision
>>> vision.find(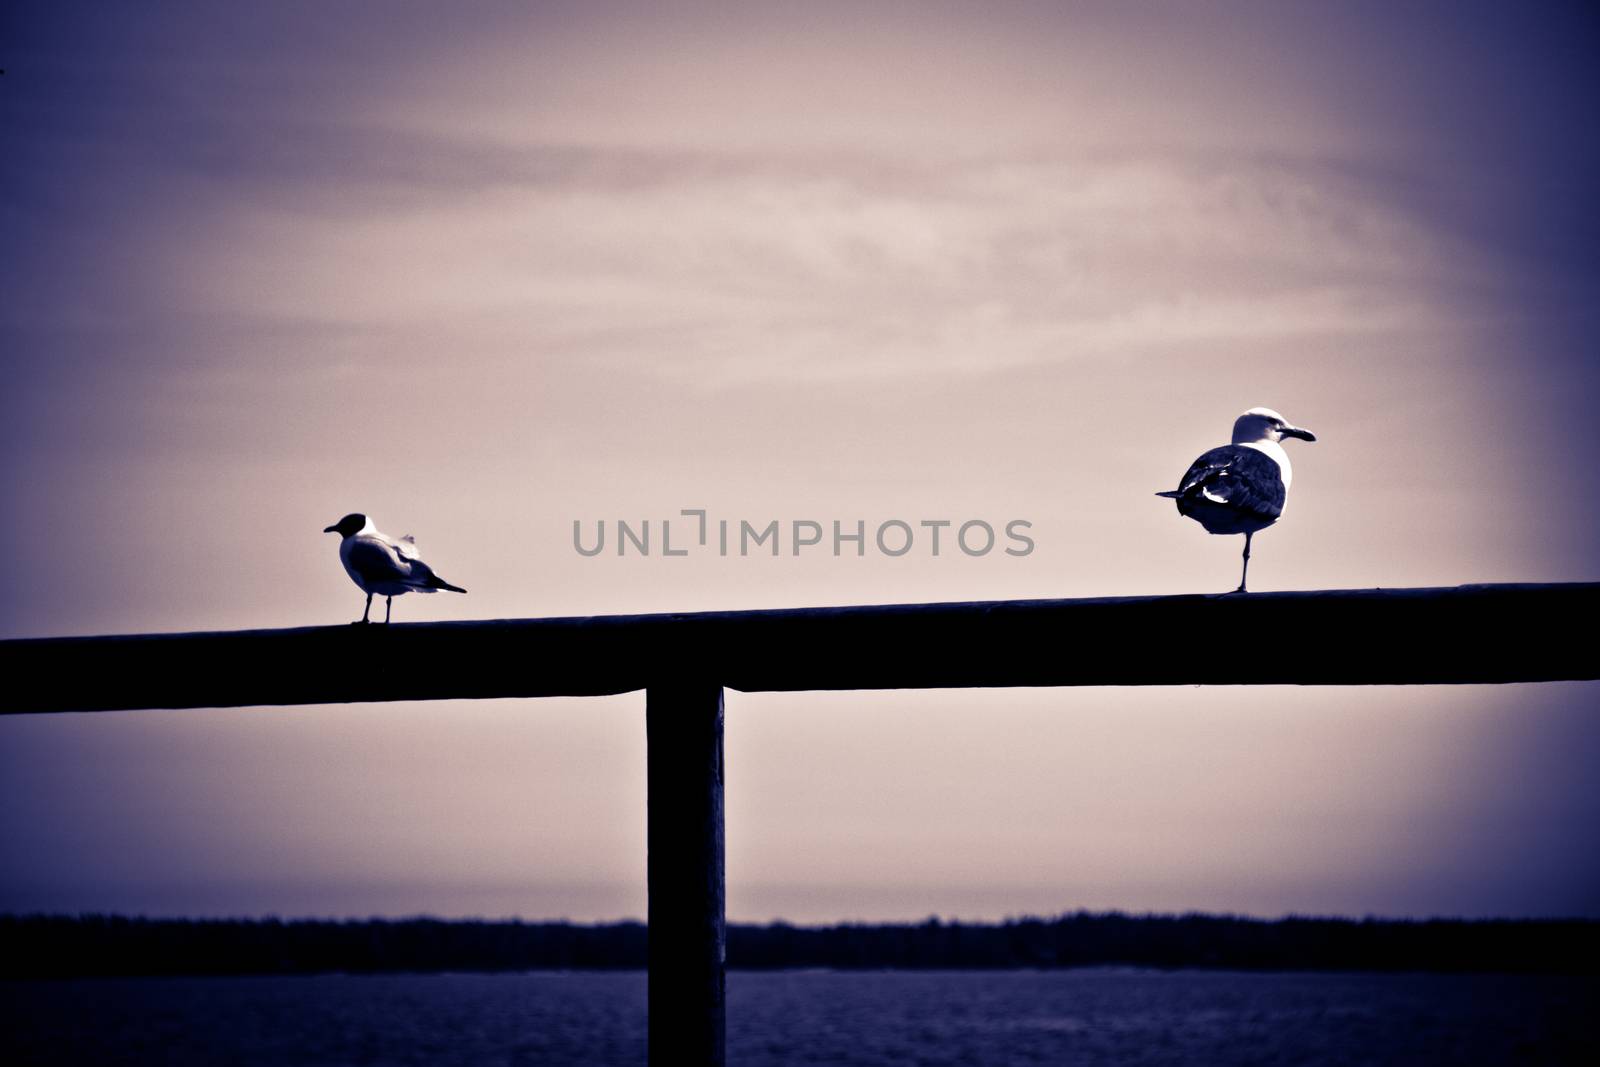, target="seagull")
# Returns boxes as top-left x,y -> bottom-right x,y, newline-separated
322,513 -> 466,624
1156,407 -> 1317,592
